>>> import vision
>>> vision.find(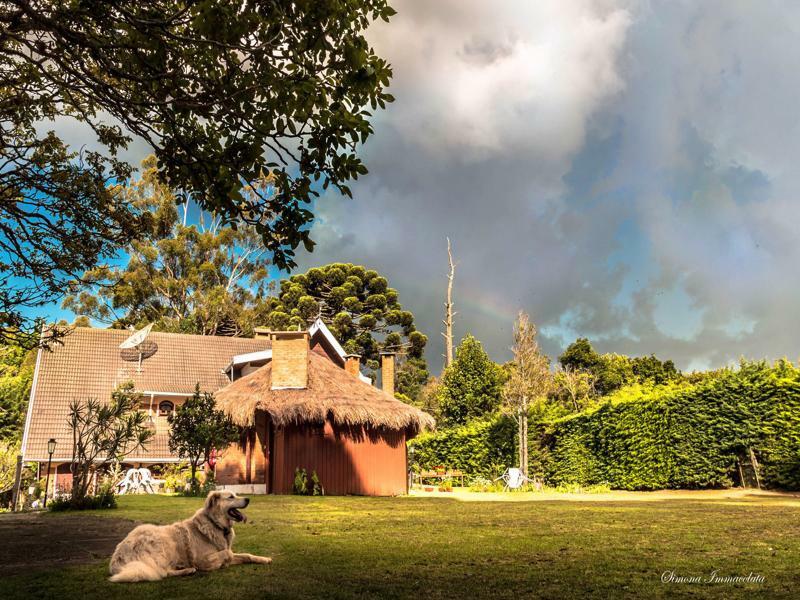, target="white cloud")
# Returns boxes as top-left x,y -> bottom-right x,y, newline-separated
368,0 -> 631,164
